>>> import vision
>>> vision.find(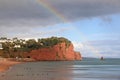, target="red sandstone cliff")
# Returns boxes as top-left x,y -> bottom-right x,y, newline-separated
30,42 -> 82,61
